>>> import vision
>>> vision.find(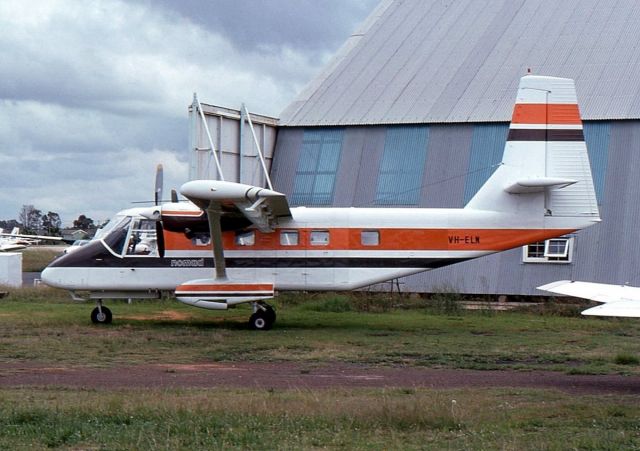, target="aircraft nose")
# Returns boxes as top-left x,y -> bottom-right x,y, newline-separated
40,267 -> 58,288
